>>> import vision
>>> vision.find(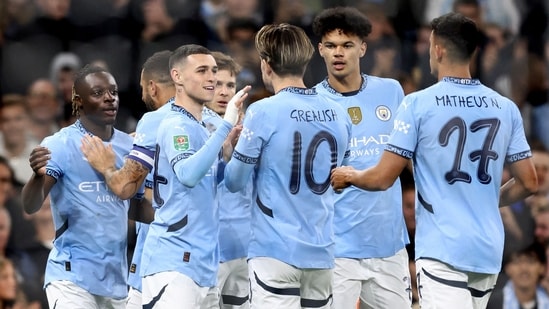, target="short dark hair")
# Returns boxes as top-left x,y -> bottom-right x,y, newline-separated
430,12 -> 480,62
142,50 -> 173,84
71,64 -> 111,116
169,44 -> 211,70
312,7 -> 372,41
